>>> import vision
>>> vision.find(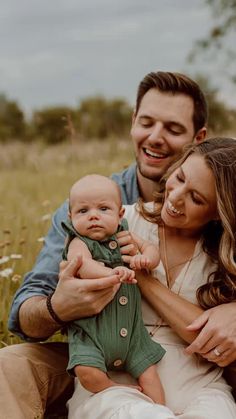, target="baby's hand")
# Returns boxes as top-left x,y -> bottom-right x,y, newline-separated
129,254 -> 154,271
113,266 -> 137,284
